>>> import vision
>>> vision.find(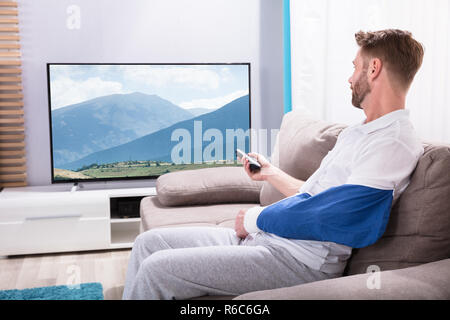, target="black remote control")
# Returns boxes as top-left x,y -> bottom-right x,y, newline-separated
235,149 -> 261,172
